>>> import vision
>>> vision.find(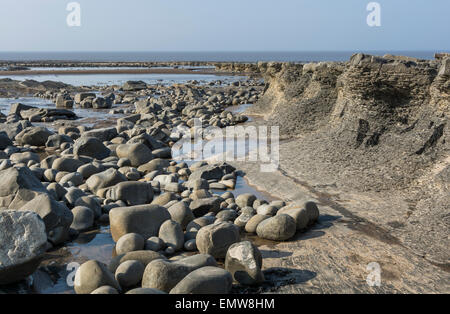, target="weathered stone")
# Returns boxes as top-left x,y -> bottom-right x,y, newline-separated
256,214 -> 297,241
141,254 -> 216,292
236,193 -> 257,209
70,206 -> 94,231
20,193 -> 73,245
167,201 -> 194,229
225,241 -> 264,285
196,221 -> 240,258
0,210 -> 47,285
73,137 -> 111,160
107,181 -> 154,206
116,143 -> 153,167
115,260 -> 145,288
116,233 -> 145,255
74,260 -> 120,294
158,220 -> 184,251
189,197 -> 222,217
245,214 -> 270,233
170,266 -> 232,294
86,168 -> 127,193
109,204 -> 171,241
